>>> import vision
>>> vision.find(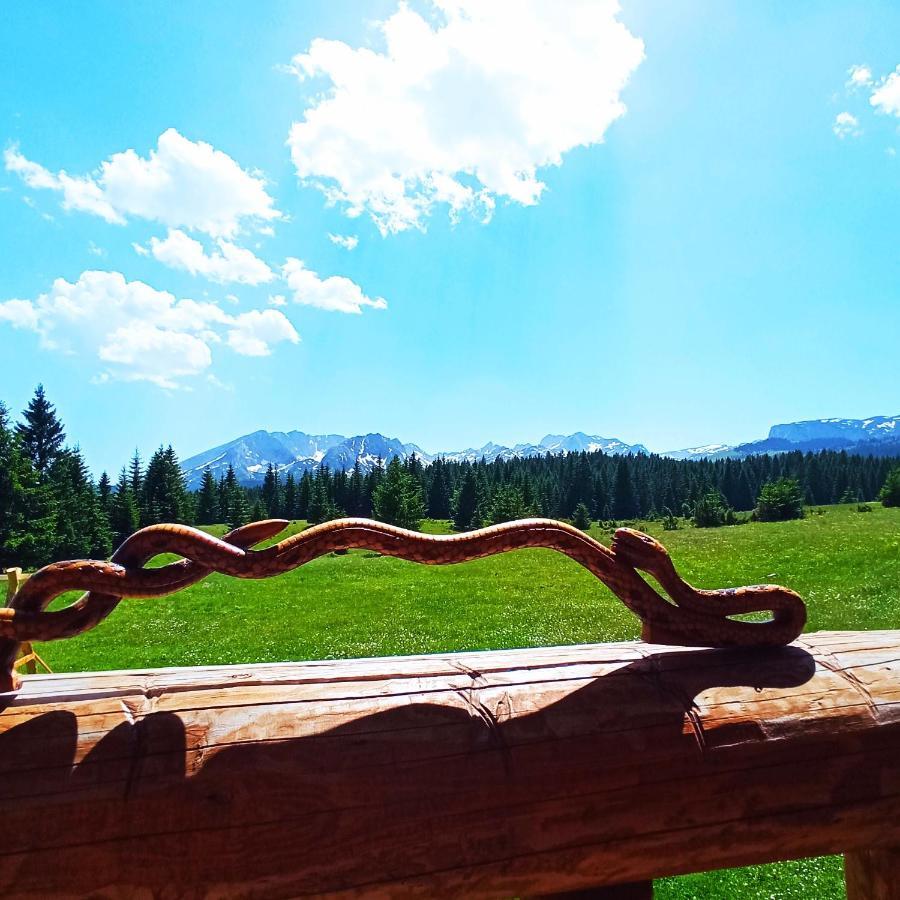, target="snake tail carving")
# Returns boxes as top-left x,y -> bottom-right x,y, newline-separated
0,517 -> 807,692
